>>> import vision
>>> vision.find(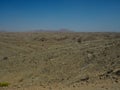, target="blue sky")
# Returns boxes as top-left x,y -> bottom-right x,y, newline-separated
0,0 -> 120,32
